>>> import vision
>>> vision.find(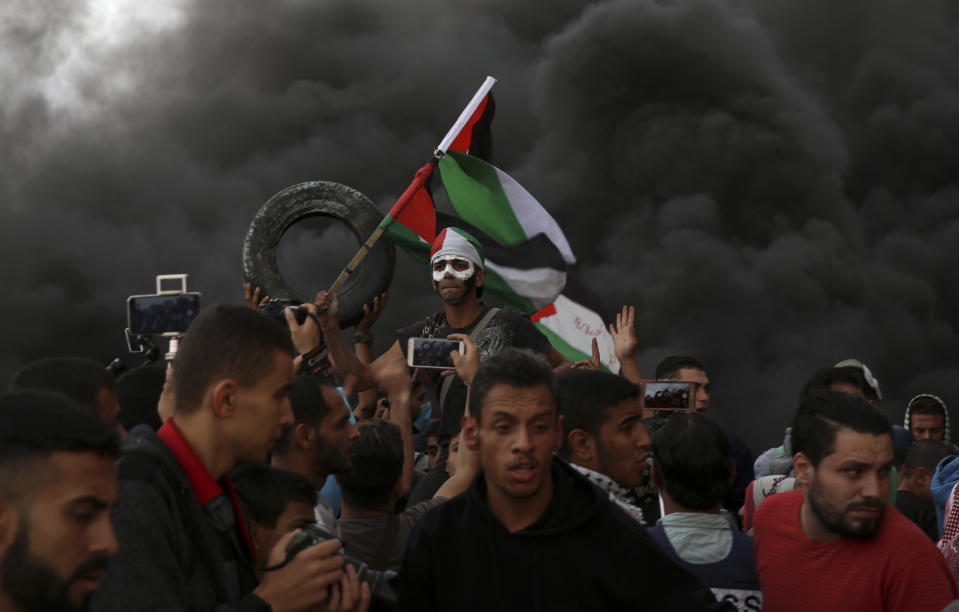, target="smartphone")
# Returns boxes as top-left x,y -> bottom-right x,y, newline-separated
641,380 -> 694,411
127,293 -> 201,335
406,337 -> 465,369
